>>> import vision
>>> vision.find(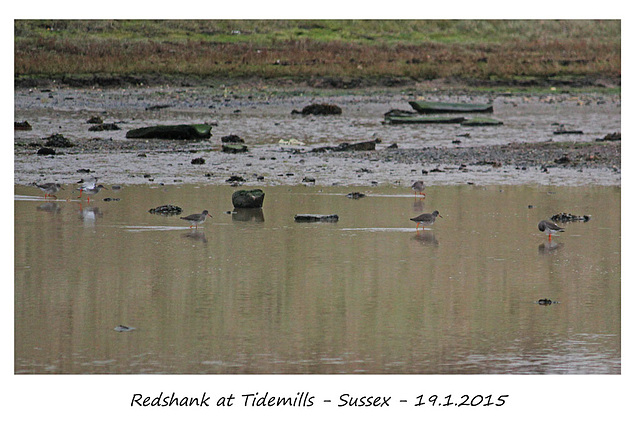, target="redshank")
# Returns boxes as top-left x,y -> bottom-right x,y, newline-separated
411,181 -> 426,198
78,184 -> 105,202
33,182 -> 62,199
538,220 -> 565,241
180,210 -> 213,229
410,210 -> 442,231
